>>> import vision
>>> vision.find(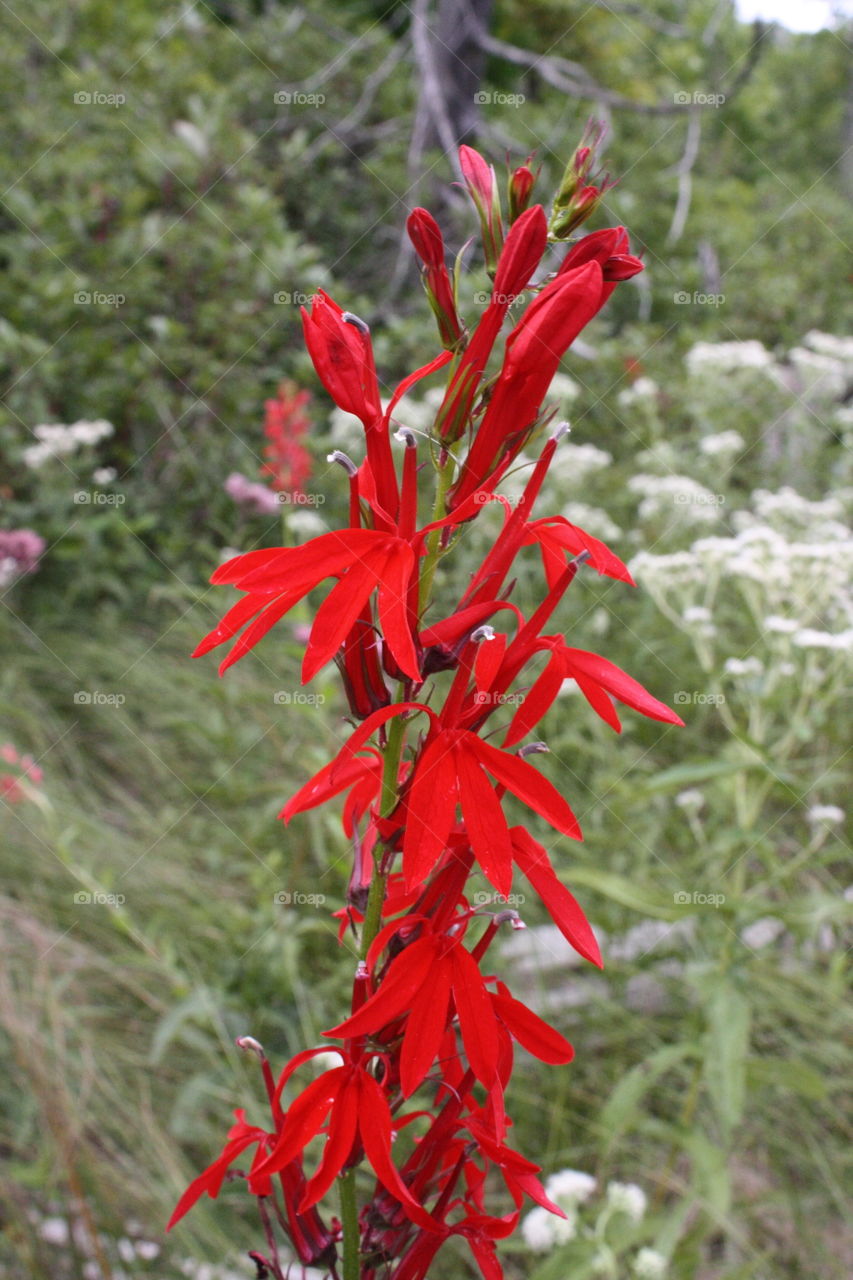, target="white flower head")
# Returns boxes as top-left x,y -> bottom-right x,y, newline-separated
606,1180 -> 647,1222
699,430 -> 744,457
633,1247 -> 668,1278
675,788 -> 704,812
724,656 -> 764,678
807,804 -> 845,827
521,1205 -> 556,1252
545,1167 -> 597,1206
